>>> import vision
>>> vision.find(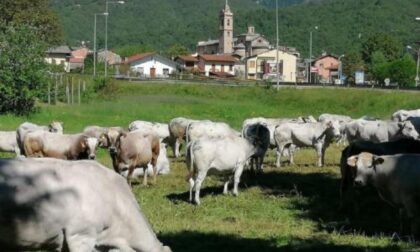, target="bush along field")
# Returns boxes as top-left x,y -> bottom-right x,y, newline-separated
1,81 -> 420,252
